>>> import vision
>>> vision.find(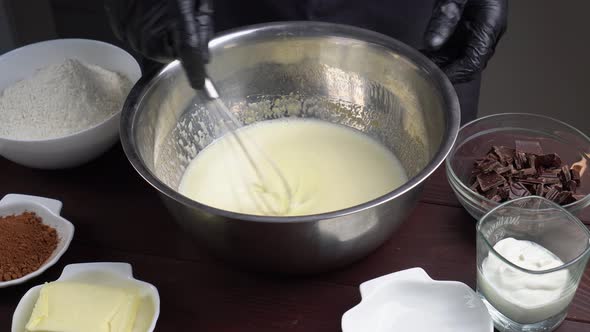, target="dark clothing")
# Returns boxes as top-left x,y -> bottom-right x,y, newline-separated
144,0 -> 468,123
141,1 -> 479,122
